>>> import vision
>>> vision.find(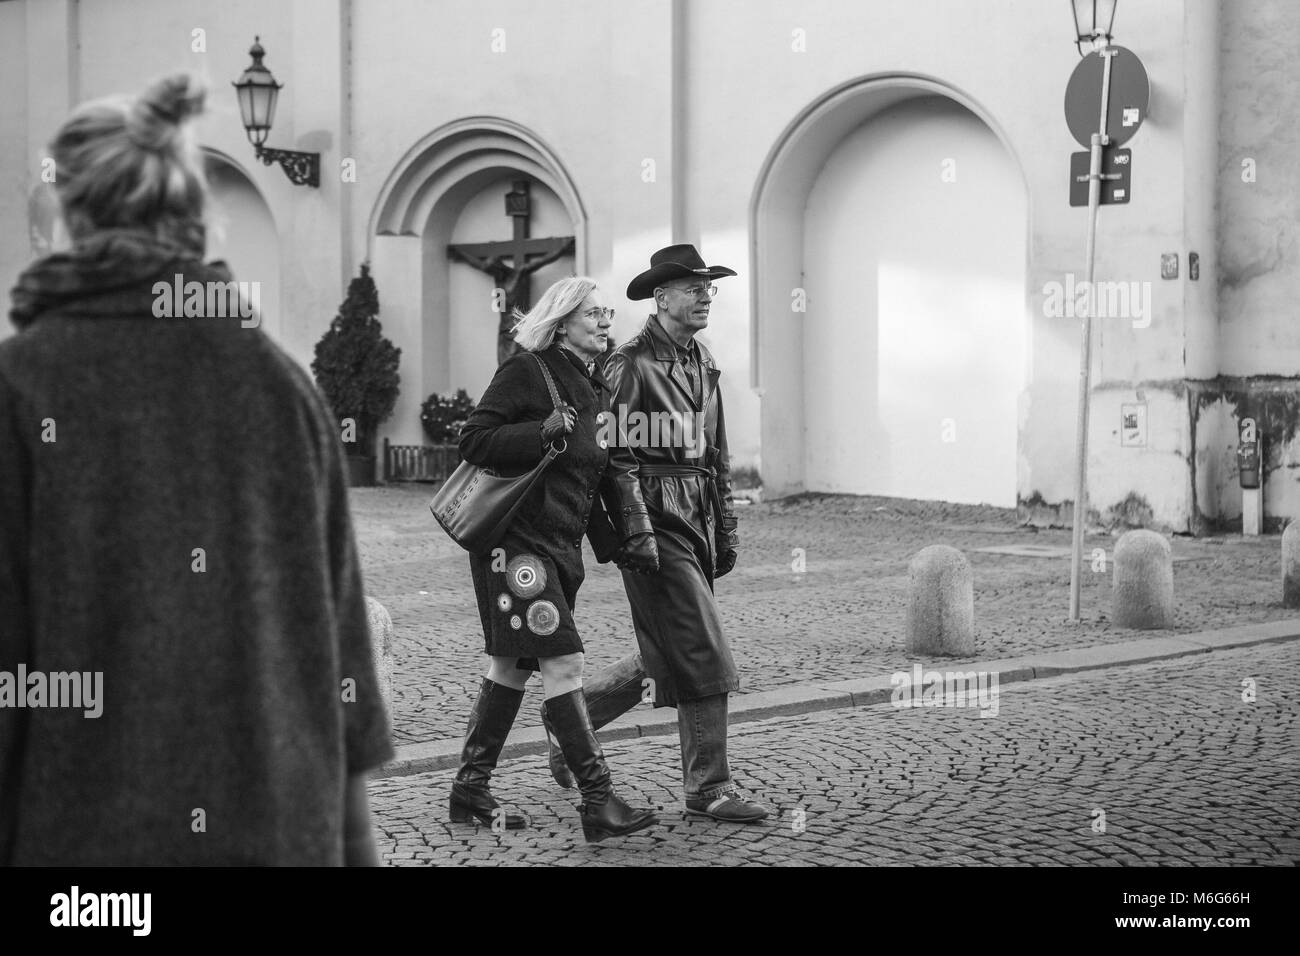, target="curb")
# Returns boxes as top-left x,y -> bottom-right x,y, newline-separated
371,618 -> 1300,779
